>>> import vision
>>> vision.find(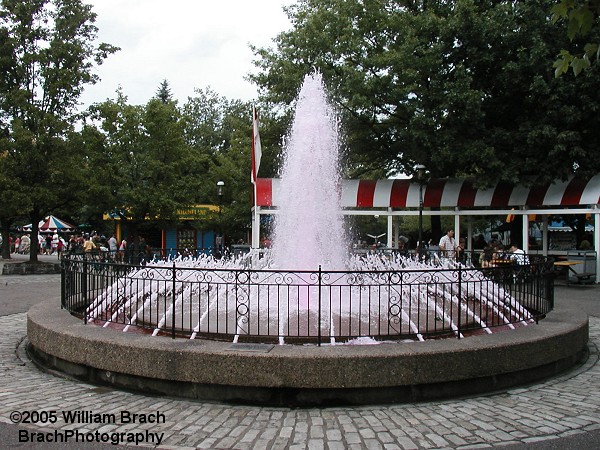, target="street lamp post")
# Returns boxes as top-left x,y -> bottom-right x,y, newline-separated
216,181 -> 224,256
415,165 -> 427,260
